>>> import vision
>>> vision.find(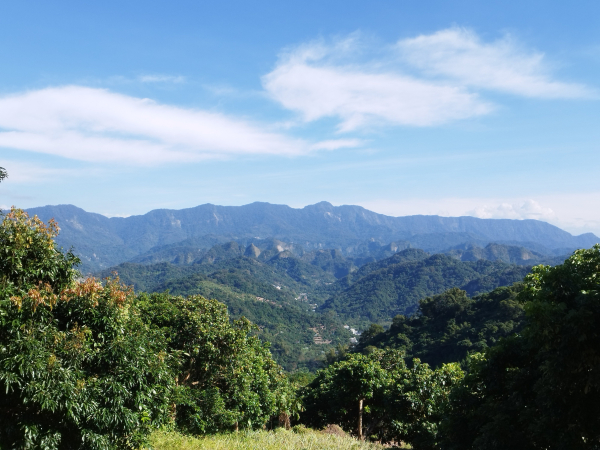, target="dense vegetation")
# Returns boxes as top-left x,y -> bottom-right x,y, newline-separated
321,250 -> 530,322
98,257 -> 350,371
441,246 -> 600,448
304,246 -> 600,448
355,284 -> 525,368
3,206 -> 600,449
301,349 -> 463,447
